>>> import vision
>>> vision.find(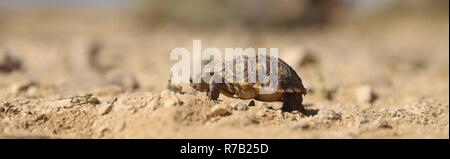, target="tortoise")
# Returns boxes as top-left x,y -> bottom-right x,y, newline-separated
190,55 -> 307,113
